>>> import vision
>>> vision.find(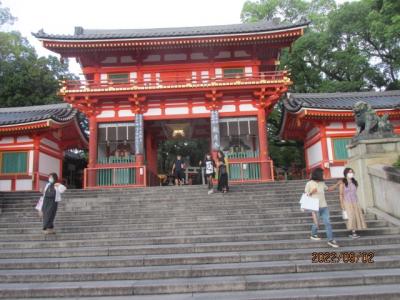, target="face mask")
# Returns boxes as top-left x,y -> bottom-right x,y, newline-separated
49,177 -> 54,184
347,173 -> 354,179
